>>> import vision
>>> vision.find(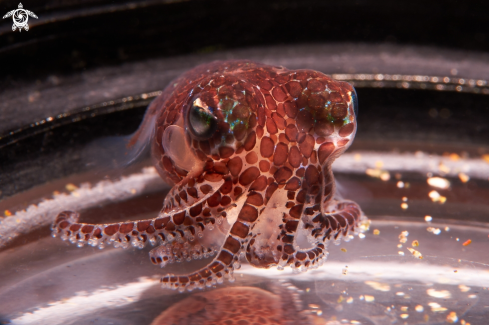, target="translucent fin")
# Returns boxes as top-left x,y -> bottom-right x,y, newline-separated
80,115 -> 156,176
